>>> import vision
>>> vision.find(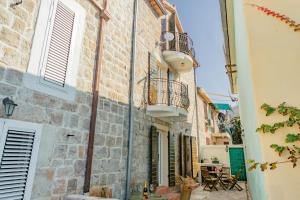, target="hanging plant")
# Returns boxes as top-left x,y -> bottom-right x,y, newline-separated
248,103 -> 300,171
249,4 -> 300,32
